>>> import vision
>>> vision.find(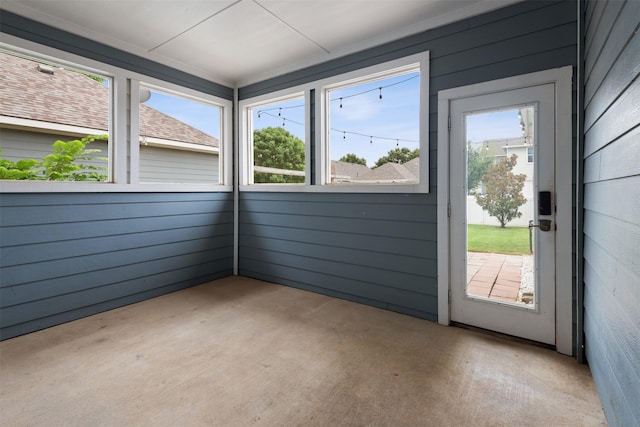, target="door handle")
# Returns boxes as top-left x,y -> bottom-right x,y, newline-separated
529,219 -> 552,232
